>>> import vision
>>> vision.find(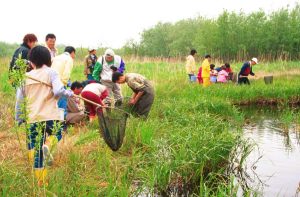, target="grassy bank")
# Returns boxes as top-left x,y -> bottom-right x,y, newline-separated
1,58 -> 300,196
